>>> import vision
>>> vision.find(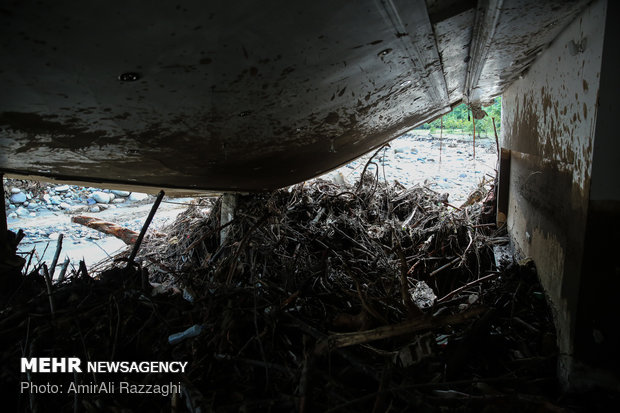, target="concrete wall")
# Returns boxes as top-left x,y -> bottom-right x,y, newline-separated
501,0 -> 607,385
574,0 -> 620,385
